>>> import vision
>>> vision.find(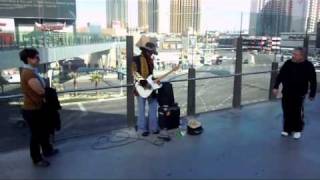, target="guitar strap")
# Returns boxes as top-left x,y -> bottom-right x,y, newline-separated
133,55 -> 153,79
133,56 -> 143,82
133,55 -> 141,75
